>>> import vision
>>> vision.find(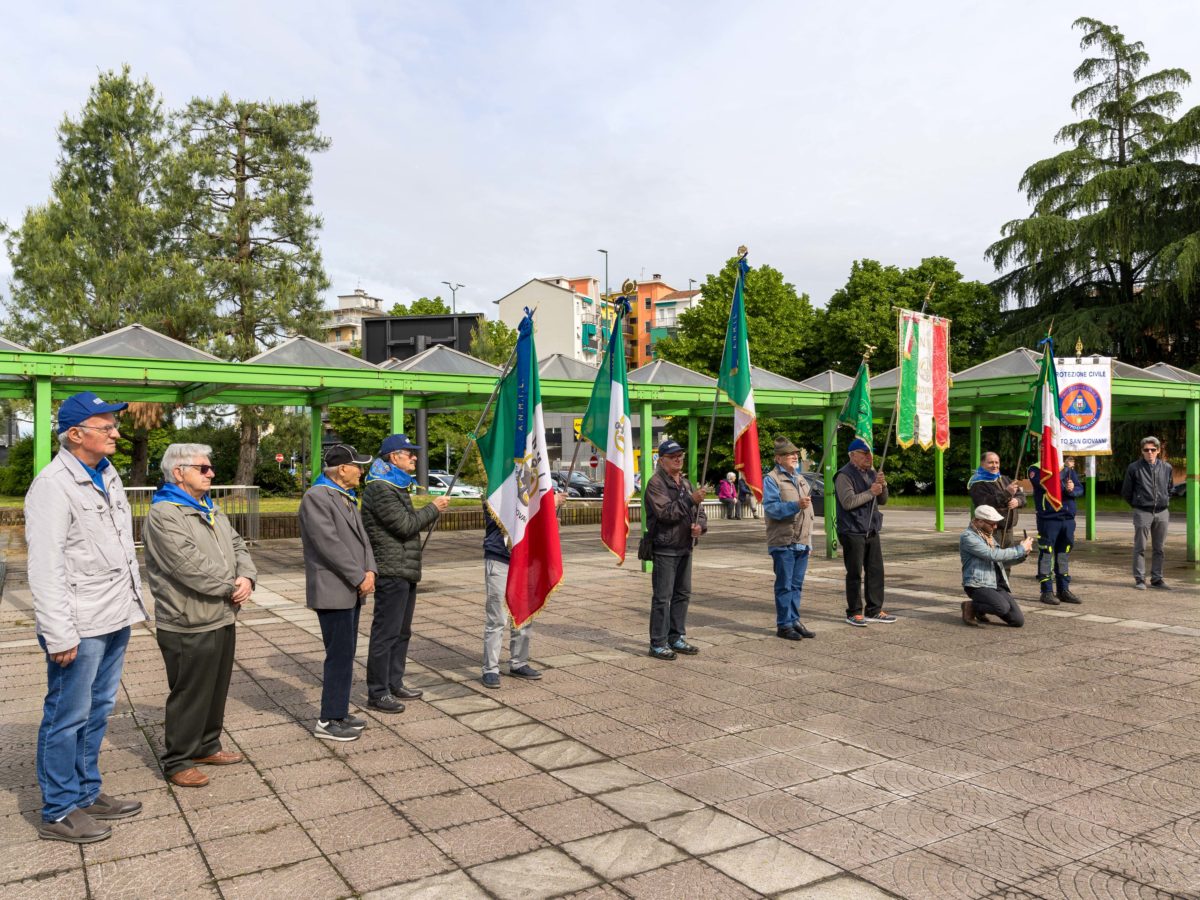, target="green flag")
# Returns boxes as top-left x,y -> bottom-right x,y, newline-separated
838,361 -> 873,443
